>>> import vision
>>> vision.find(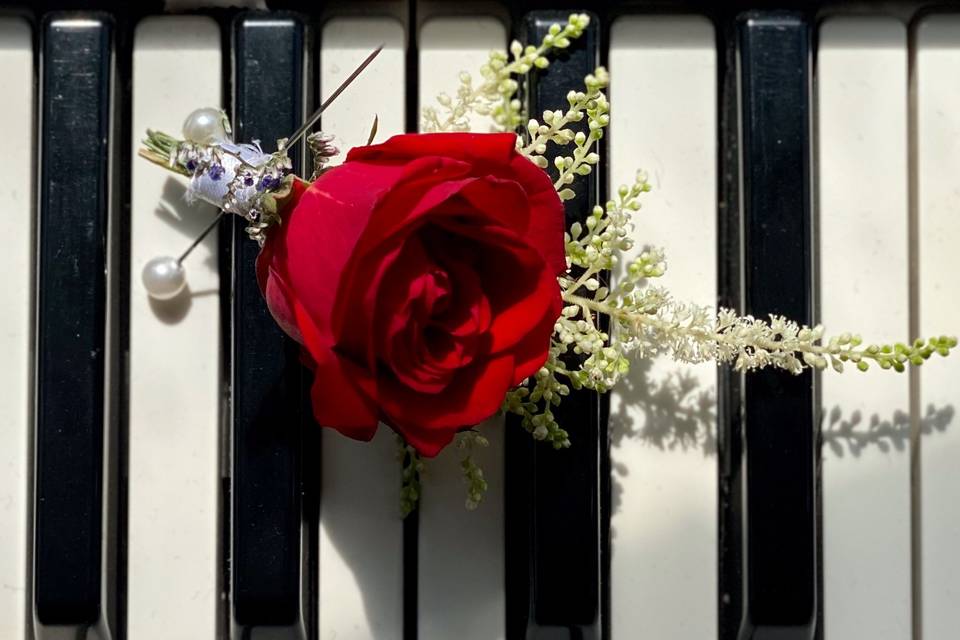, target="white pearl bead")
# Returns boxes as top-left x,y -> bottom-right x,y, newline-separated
182,108 -> 229,145
142,256 -> 186,300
